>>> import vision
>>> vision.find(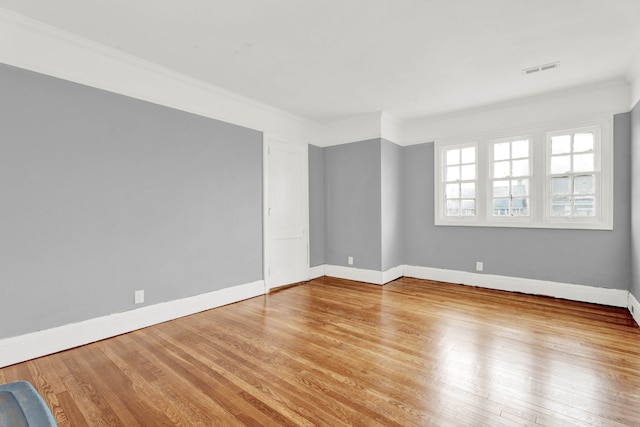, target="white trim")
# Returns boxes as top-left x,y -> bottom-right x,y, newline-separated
434,116 -> 614,230
3,269 -> 632,368
543,123 -> 612,230
404,265 -> 628,307
318,264 -> 628,308
324,265 -> 385,285
402,80 -> 630,146
381,265 -> 405,284
315,111 -> 404,147
0,280 -> 265,368
486,134 -> 533,222
626,50 -> 640,110
435,142 -> 480,225
320,112 -> 384,147
0,9 -> 633,148
0,8 -> 632,148
263,135 -> 310,291
262,135 -> 270,294
629,292 -> 640,328
309,265 -> 325,279
323,264 -> 403,285
381,111 -> 403,145
0,9 -> 318,143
